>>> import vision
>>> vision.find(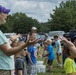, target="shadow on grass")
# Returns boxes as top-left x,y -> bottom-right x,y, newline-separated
52,70 -> 65,73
